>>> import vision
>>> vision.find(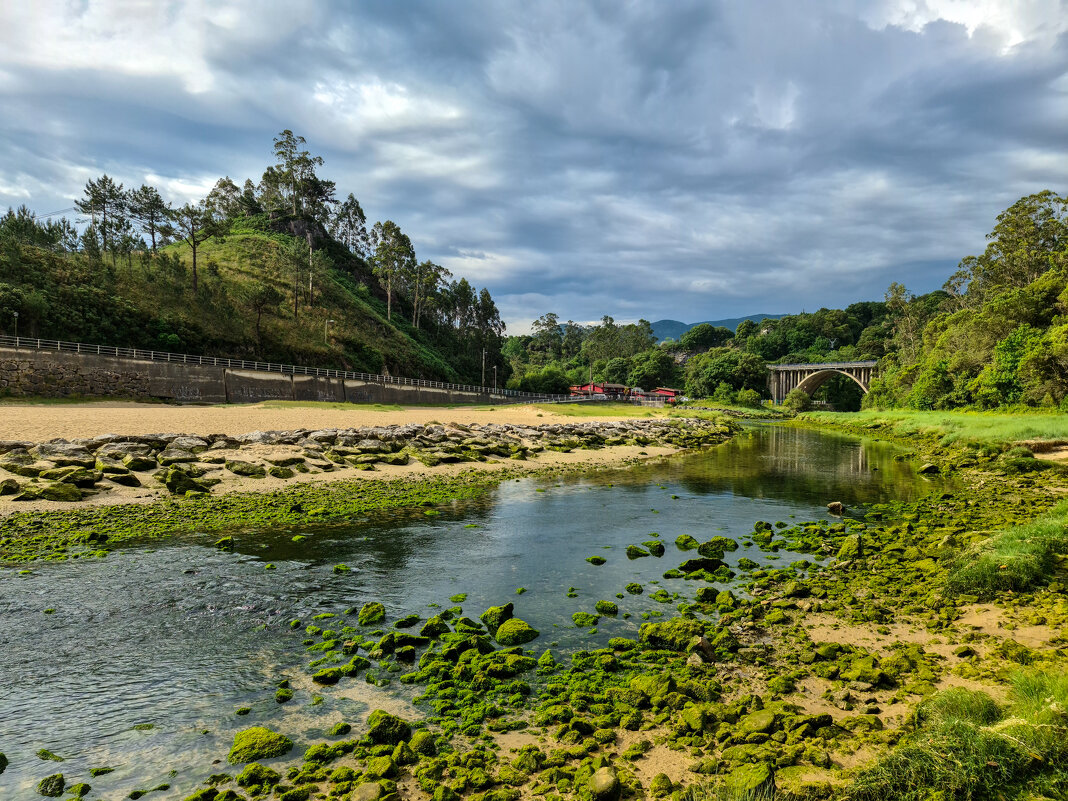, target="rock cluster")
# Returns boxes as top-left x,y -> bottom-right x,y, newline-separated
0,418 -> 731,503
